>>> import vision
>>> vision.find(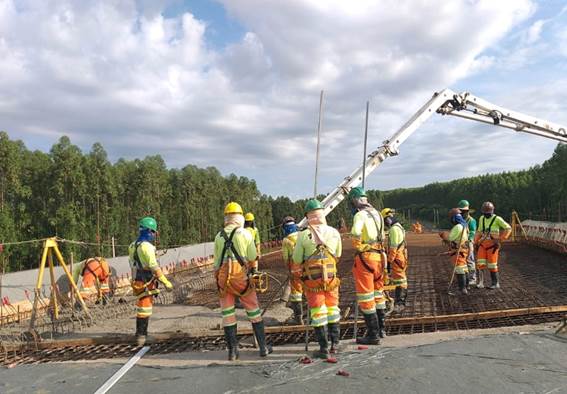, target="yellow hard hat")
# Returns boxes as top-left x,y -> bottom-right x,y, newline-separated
224,202 -> 243,215
245,212 -> 255,221
381,208 -> 395,218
